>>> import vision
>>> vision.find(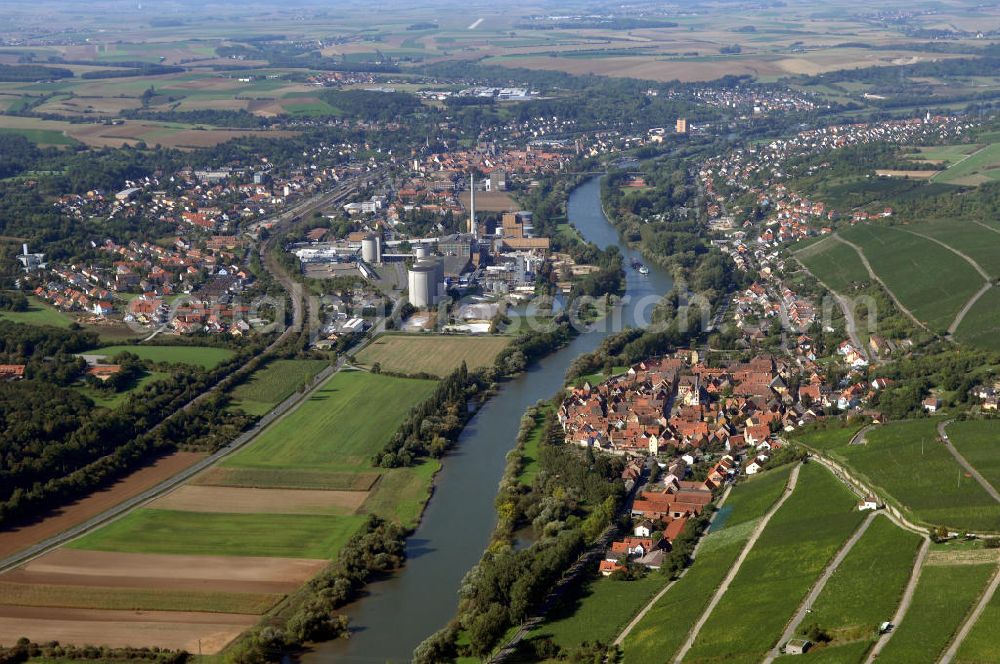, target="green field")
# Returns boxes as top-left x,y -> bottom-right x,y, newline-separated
228,358 -> 329,415
684,463 -> 865,664
904,144 -> 981,166
955,286 -> 1000,351
359,459 -> 440,527
518,406 -> 552,486
774,640 -> 873,662
622,465 -> 793,663
221,370 -> 436,476
68,508 -> 367,559
877,563 -> 995,663
794,237 -> 870,293
0,296 -> 74,328
354,334 -> 510,377
841,225 -> 984,333
803,515 -> 922,643
954,579 -> 1000,664
0,581 -> 279,615
0,126 -> 79,146
933,143 -> 1000,186
913,219 -> 1000,280
835,420 -> 1000,532
946,420 -> 1000,496
91,344 -> 235,369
